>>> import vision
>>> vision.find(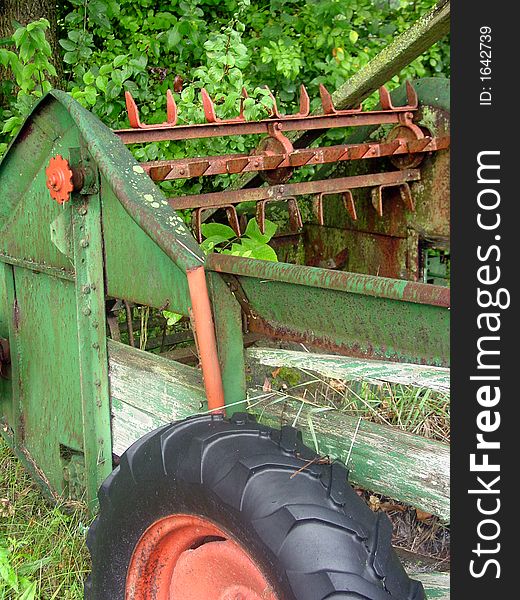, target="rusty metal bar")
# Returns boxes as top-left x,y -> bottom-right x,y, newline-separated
143,136 -> 449,182
119,82 -> 417,140
205,254 -> 450,308
115,110 -> 419,144
186,266 -> 226,414
169,169 -> 421,210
